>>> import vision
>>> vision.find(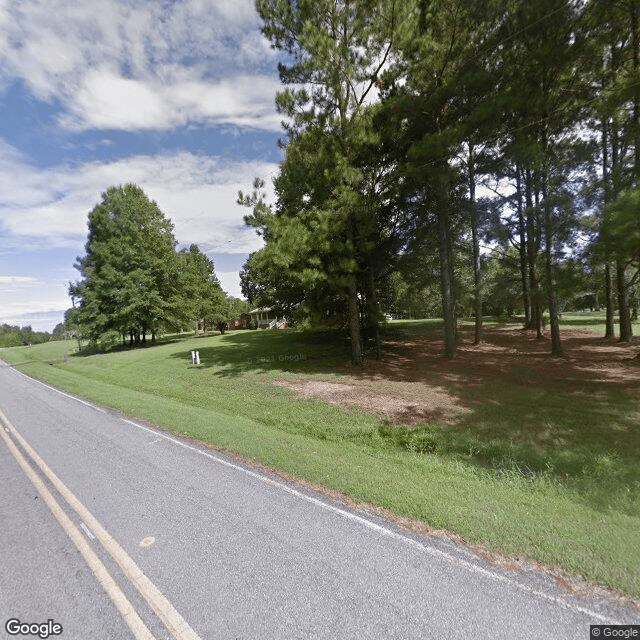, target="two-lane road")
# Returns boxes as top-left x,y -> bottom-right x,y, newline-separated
0,362 -> 636,639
